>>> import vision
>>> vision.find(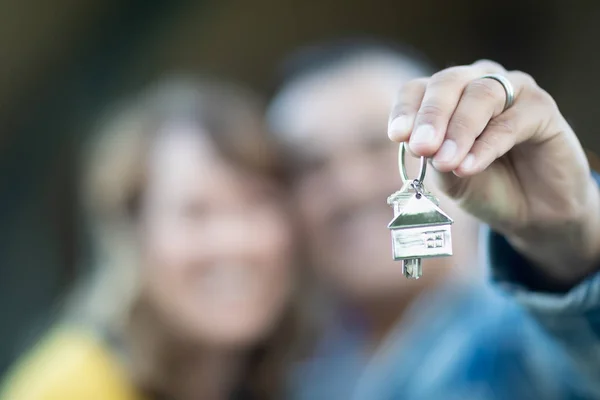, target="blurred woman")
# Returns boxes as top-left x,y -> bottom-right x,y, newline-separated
0,78 -> 306,400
